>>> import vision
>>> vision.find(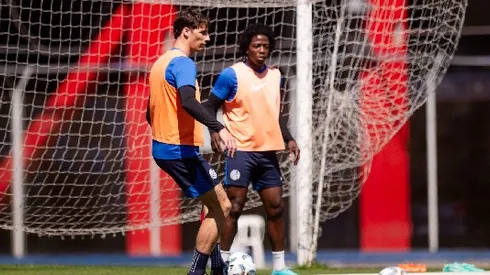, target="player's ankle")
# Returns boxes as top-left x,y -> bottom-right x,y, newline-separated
188,249 -> 209,275
272,250 -> 286,271
211,243 -> 224,270
220,250 -> 231,262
